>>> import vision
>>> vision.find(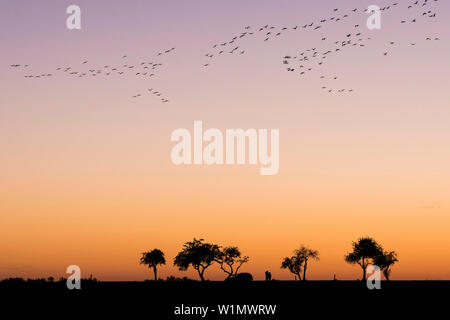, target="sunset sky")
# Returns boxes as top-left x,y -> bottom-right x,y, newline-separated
1,0 -> 449,281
